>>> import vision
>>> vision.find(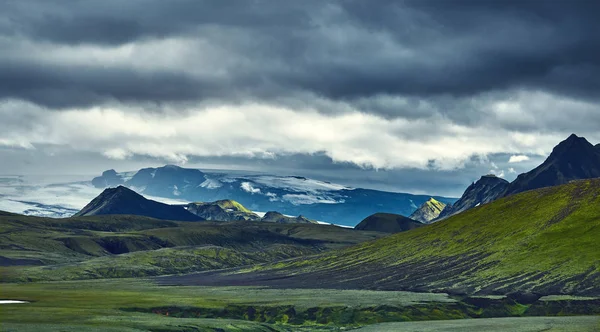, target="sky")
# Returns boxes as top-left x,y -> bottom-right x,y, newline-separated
1,0 -> 599,196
